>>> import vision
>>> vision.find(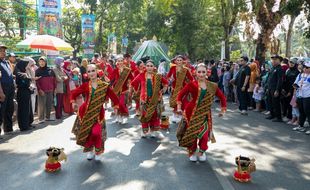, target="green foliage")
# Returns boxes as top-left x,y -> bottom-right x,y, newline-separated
230,50 -> 242,62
